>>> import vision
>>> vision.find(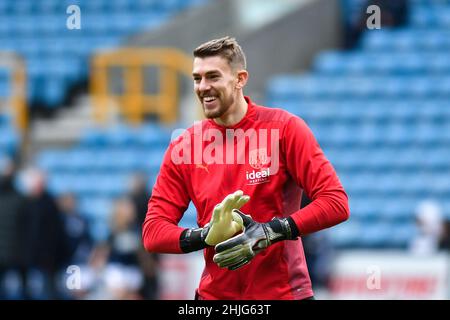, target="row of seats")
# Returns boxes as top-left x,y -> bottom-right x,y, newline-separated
266,0 -> 450,248
328,220 -> 417,249
349,196 -> 420,221
410,6 -> 450,28
0,68 -> 11,98
410,0 -> 450,4
312,122 -> 450,148
0,0 -> 208,108
326,147 -> 450,172
0,13 -> 170,37
361,29 -> 450,51
267,75 -> 450,99
340,172 -> 450,197
0,37 -> 120,58
79,124 -> 172,147
0,0 -> 205,14
280,99 -> 450,122
46,173 -> 133,196
314,51 -> 450,74
37,148 -> 166,173
36,144 -> 450,175
0,117 -> 20,156
34,121 -> 171,240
